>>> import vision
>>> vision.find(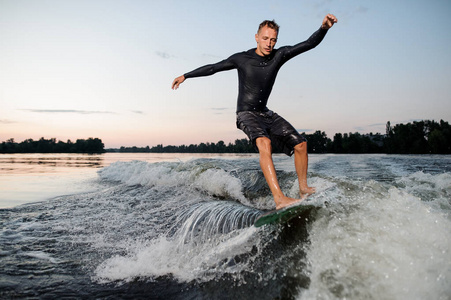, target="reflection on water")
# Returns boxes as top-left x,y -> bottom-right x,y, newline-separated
0,153 -> 255,175
1,154 -> 103,172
